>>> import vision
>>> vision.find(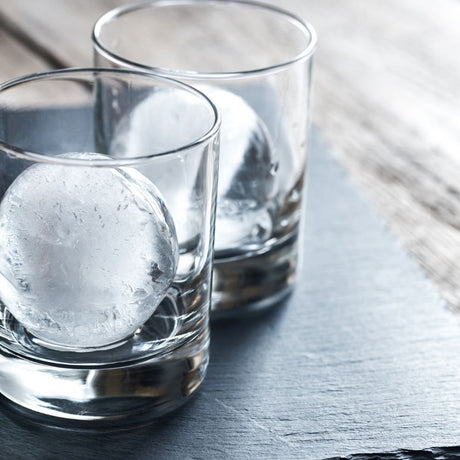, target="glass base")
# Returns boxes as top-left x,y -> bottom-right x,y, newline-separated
0,295 -> 209,423
0,343 -> 208,424
211,230 -> 298,319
